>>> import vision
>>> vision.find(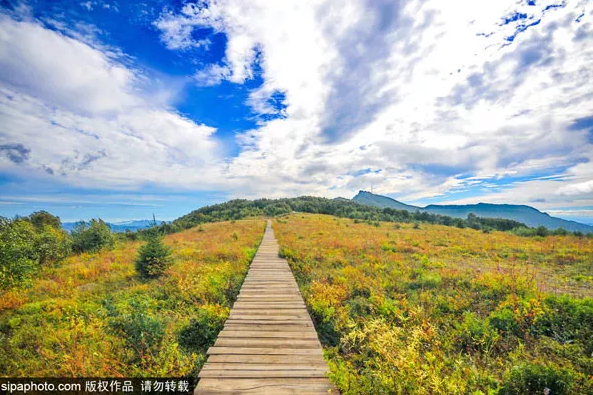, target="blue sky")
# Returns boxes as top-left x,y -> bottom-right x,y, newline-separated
0,0 -> 592,224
